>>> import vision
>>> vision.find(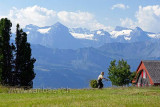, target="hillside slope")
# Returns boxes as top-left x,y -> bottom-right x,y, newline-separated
32,40 -> 160,88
